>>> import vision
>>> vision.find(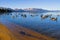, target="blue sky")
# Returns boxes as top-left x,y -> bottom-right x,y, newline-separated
0,0 -> 60,10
